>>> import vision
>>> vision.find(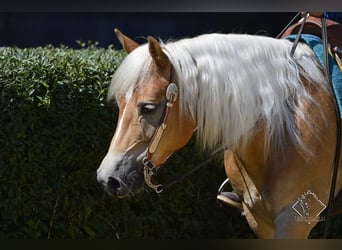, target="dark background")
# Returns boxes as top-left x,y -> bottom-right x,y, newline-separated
0,12 -> 297,49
